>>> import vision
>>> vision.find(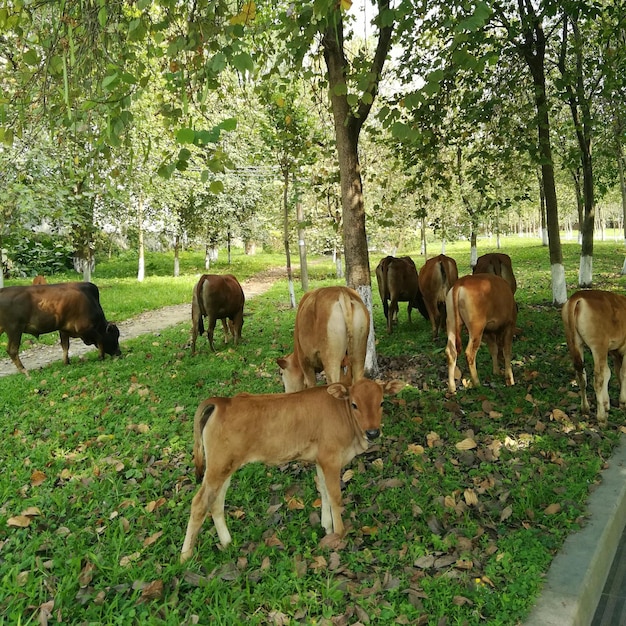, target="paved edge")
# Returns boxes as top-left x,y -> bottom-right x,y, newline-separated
524,433 -> 626,626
